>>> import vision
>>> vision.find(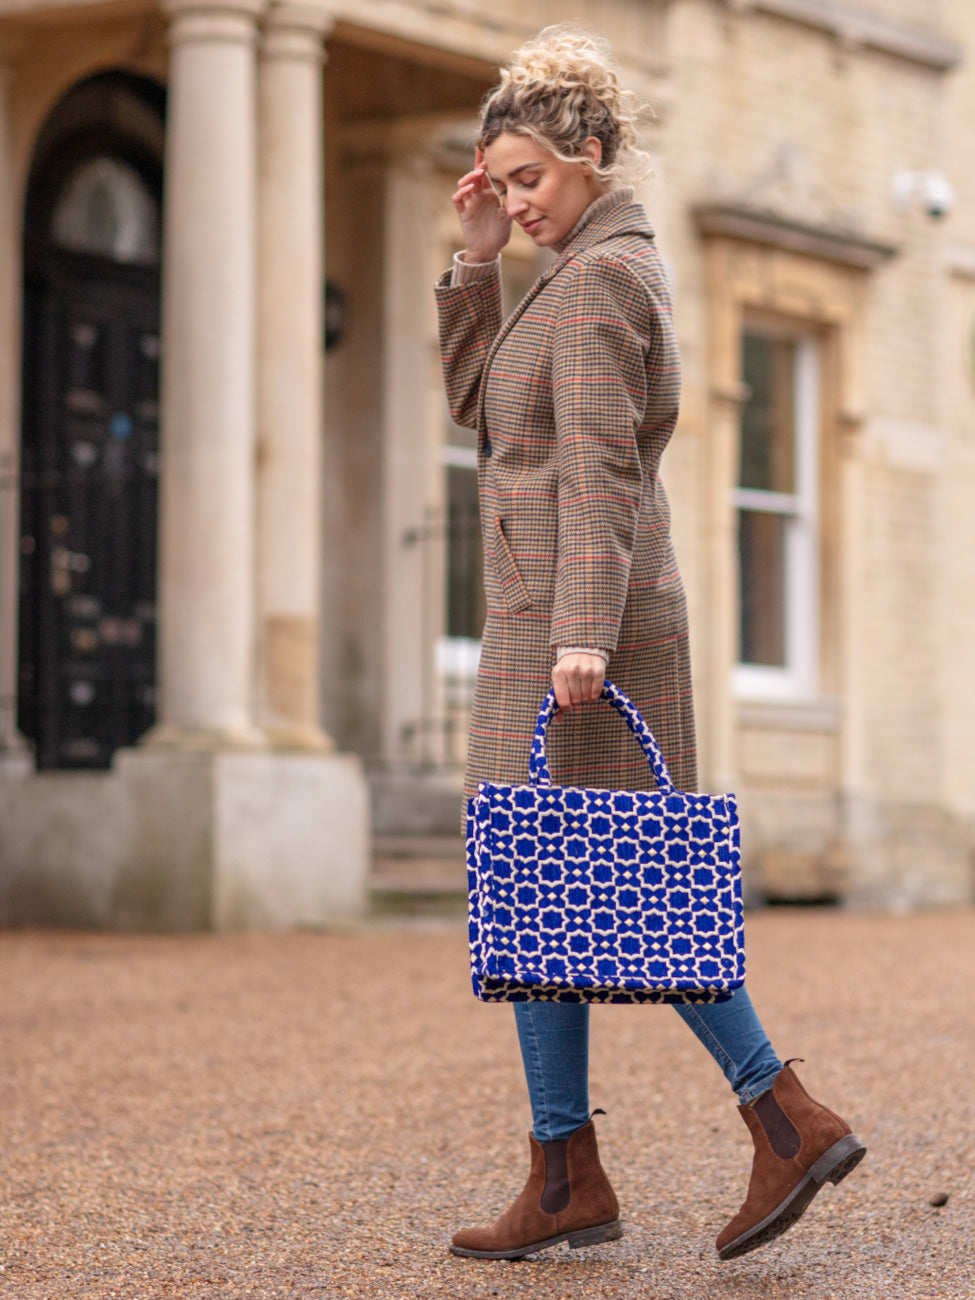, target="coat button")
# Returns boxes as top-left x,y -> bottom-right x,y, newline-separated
483,437 -> 492,458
